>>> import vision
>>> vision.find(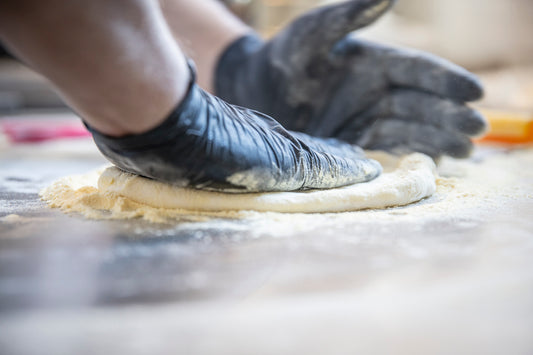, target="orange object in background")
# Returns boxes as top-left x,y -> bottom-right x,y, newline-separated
475,109 -> 533,145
